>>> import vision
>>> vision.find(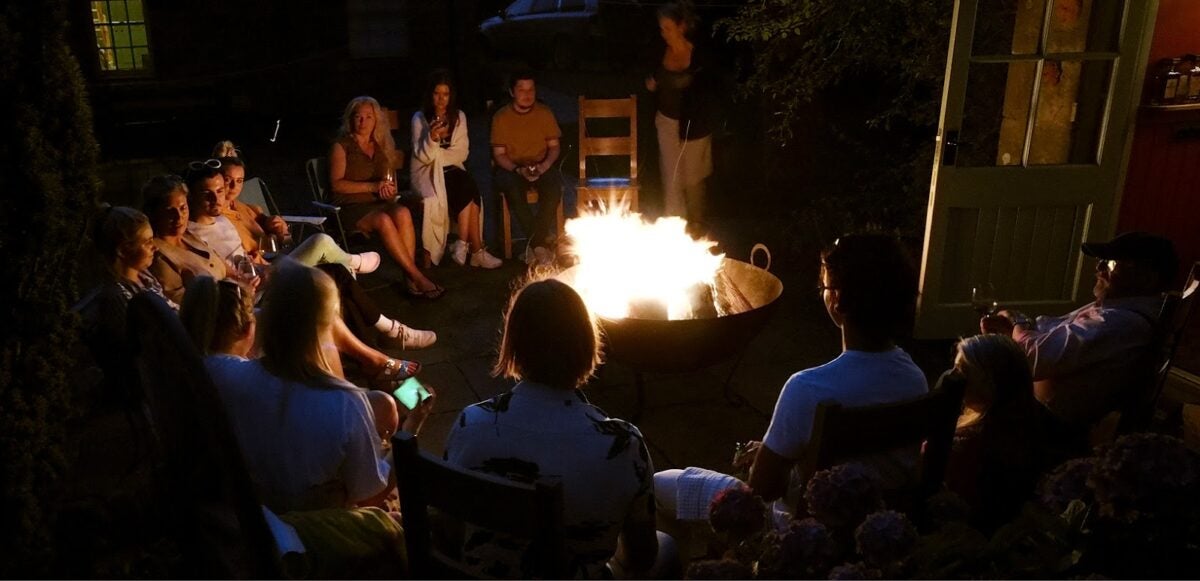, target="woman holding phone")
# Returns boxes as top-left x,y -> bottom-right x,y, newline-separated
410,70 -> 502,269
180,266 -> 436,512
